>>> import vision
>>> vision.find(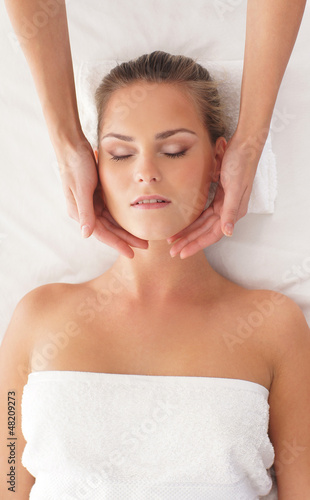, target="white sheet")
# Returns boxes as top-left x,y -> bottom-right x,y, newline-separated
1,0 -> 310,344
